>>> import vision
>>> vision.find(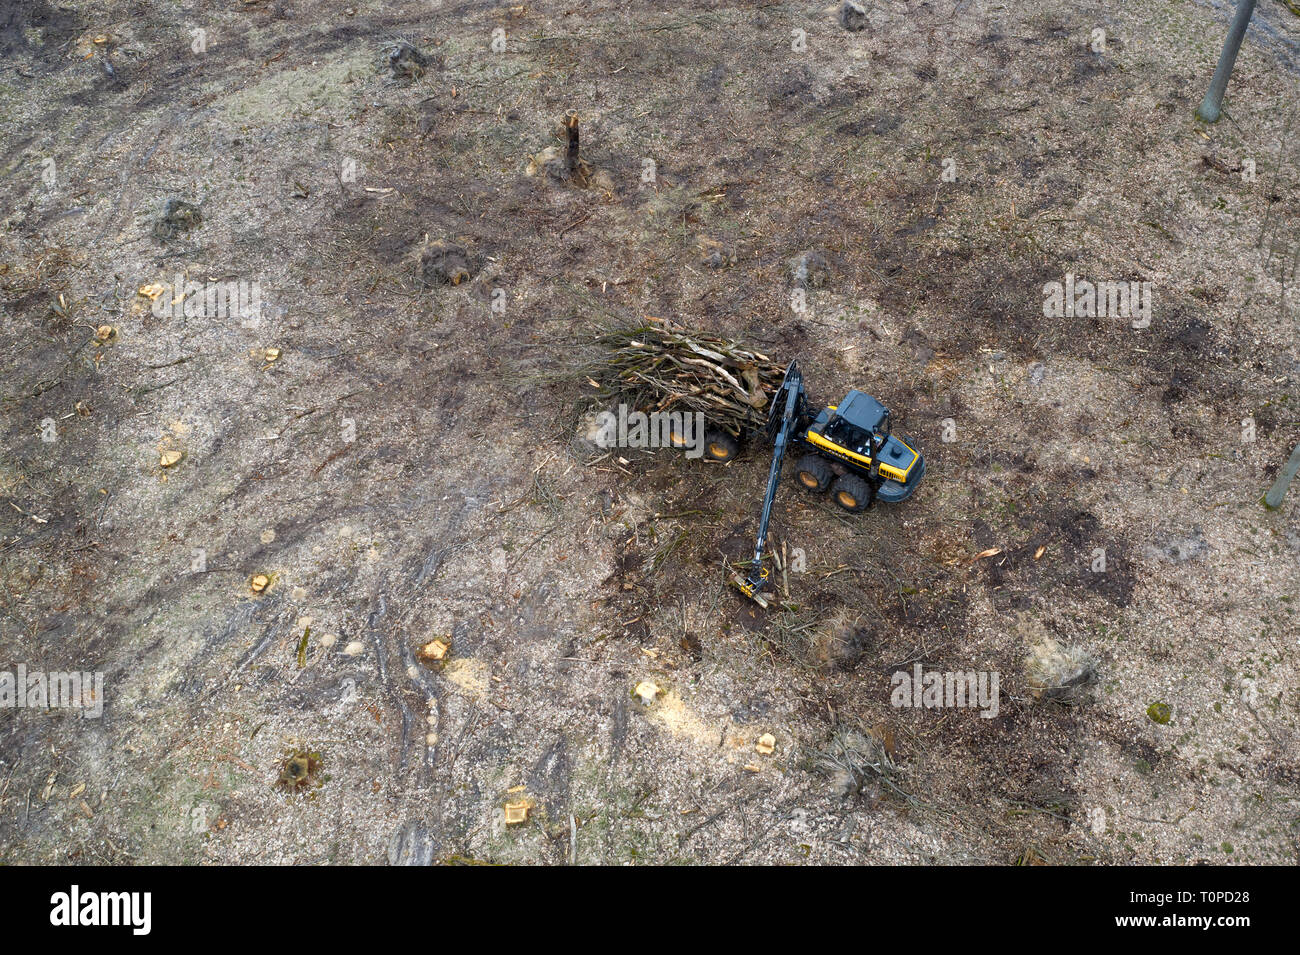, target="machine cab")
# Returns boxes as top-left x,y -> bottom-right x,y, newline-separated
808,389 -> 924,498
823,390 -> 891,455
